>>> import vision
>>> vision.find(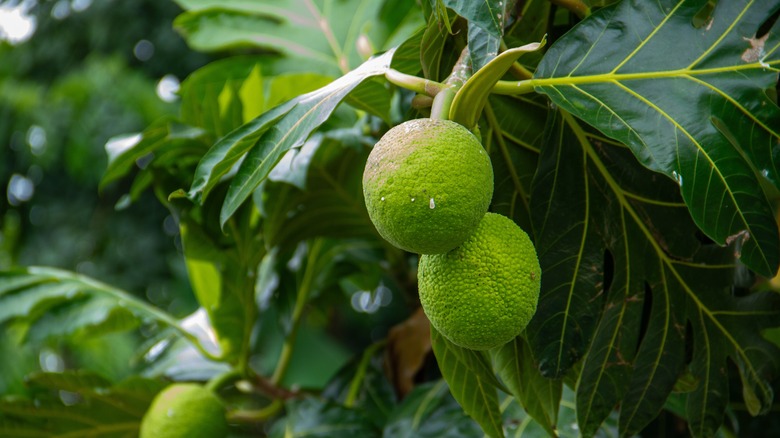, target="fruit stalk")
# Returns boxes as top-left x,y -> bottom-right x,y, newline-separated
430,47 -> 472,120
430,87 -> 456,120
